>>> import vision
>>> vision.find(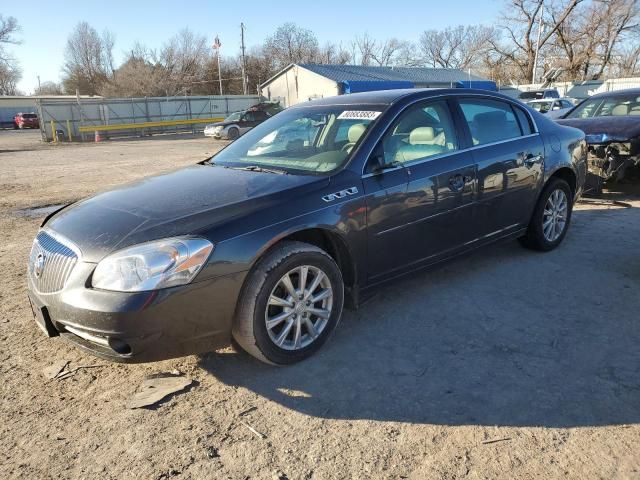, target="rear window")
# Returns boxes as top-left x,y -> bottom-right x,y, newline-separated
22,114 -> 37,119
458,99 -> 524,145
